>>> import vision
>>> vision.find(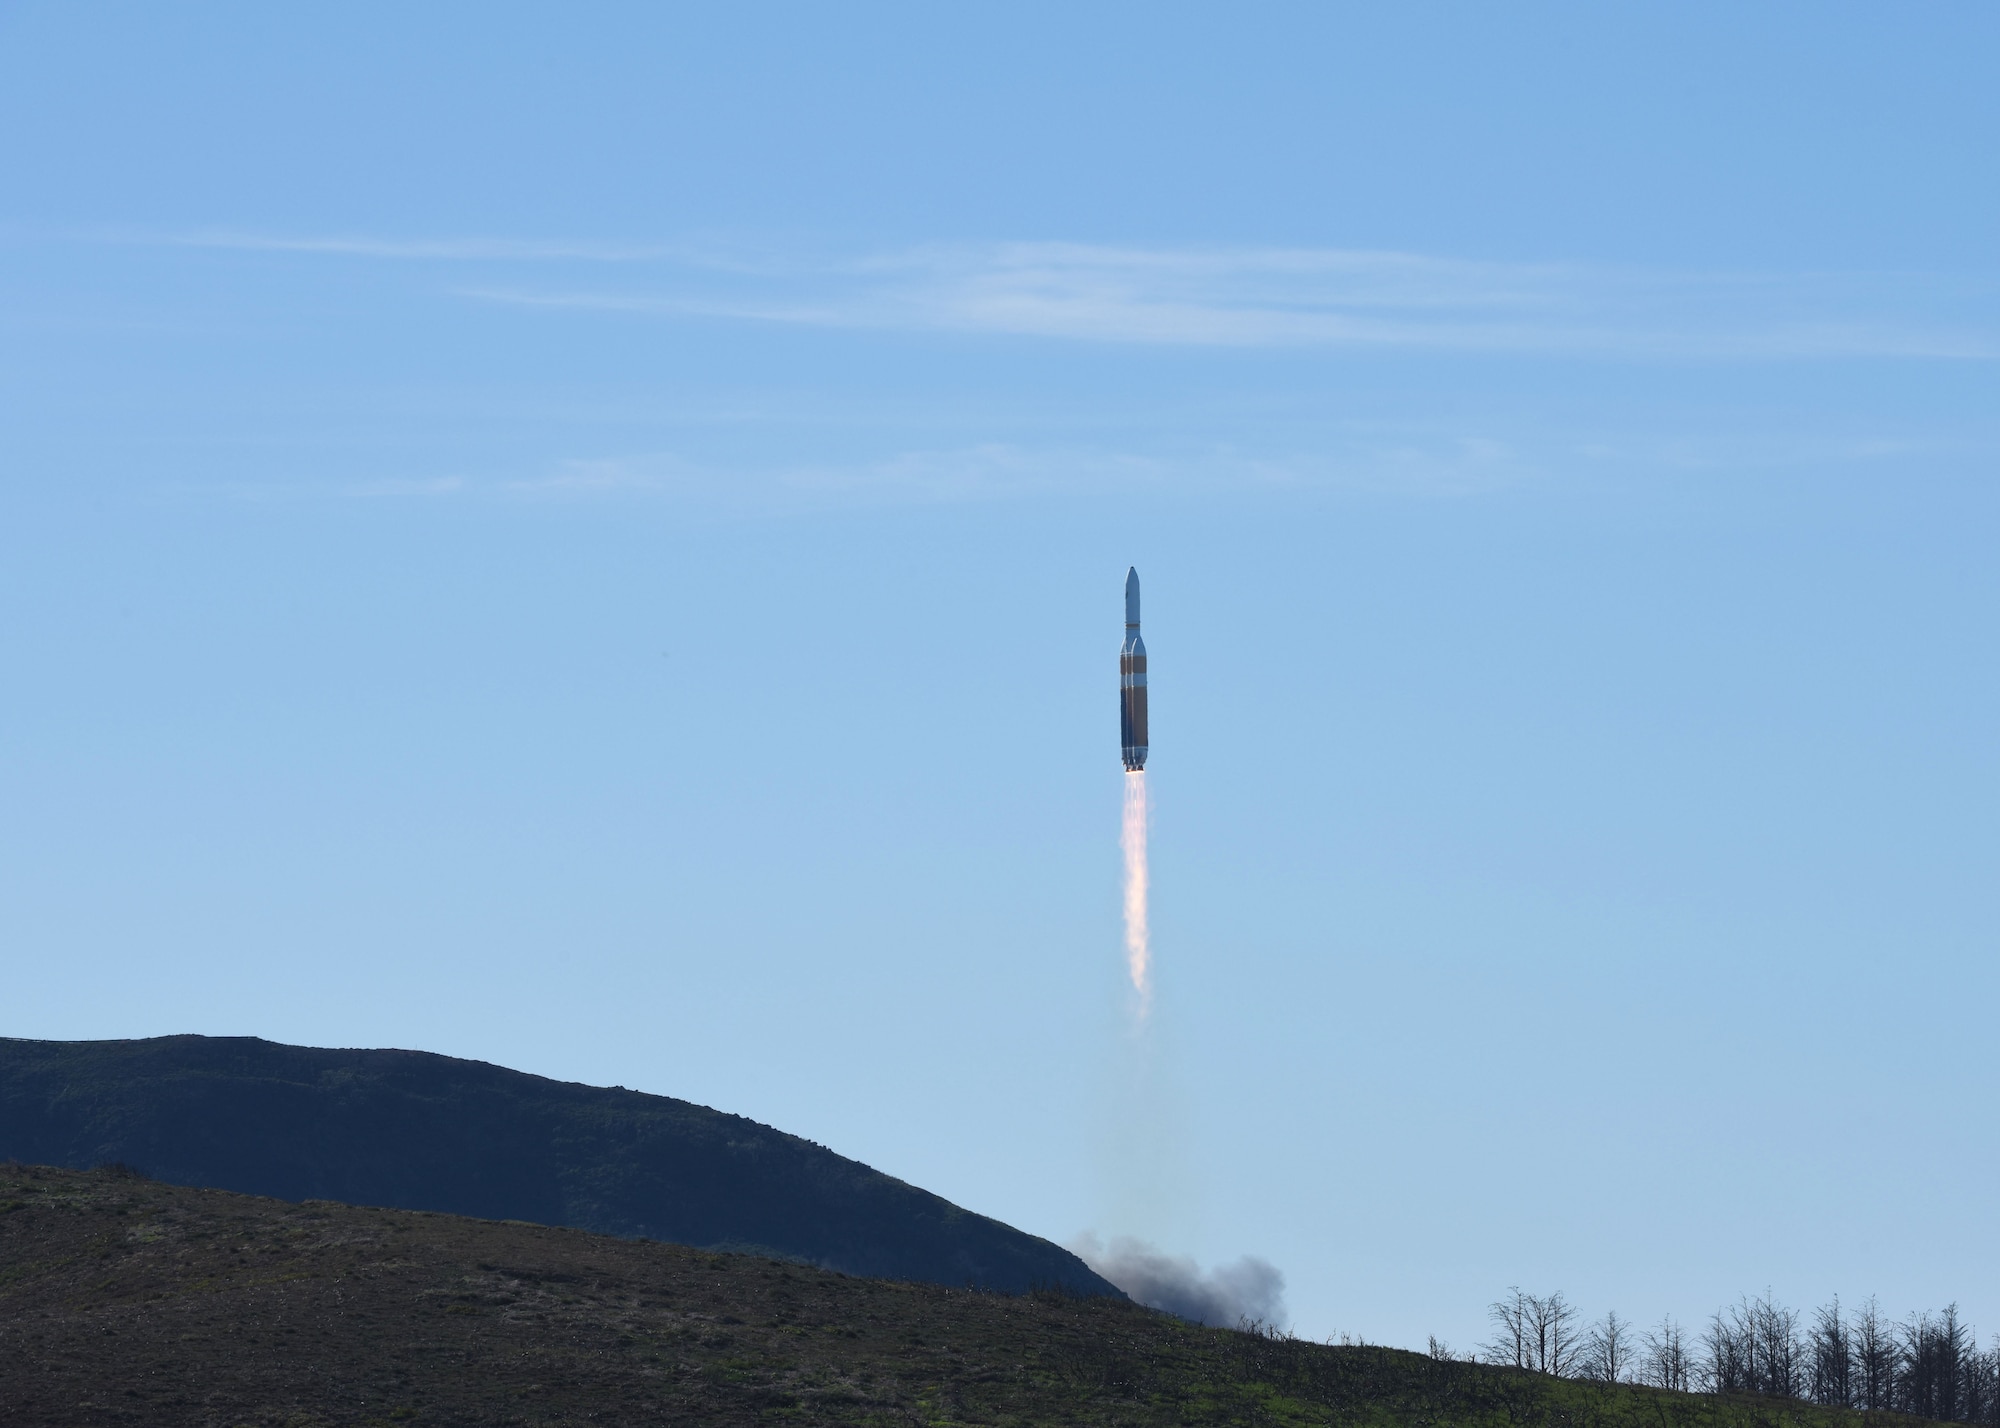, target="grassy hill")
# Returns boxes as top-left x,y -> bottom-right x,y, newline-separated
0,1164 -> 1934,1428
0,1034 -> 1112,1296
